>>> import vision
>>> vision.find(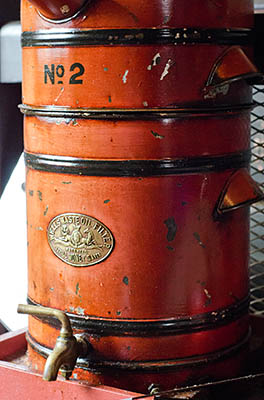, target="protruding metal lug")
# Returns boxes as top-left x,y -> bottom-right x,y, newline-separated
216,169 -> 264,216
204,46 -> 264,97
26,0 -> 89,21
